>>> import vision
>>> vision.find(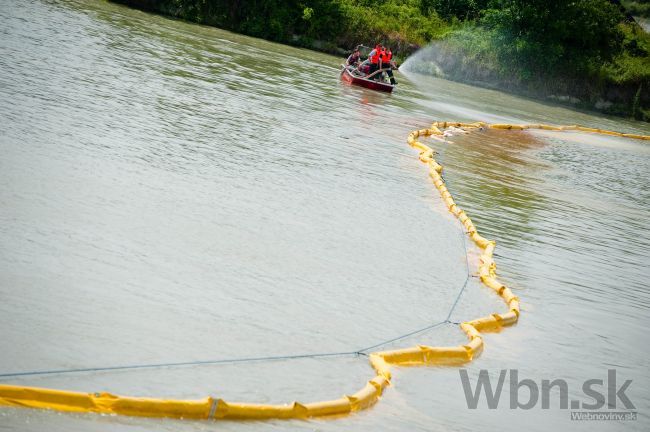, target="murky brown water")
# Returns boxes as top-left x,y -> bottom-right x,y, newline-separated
1,1 -> 649,431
